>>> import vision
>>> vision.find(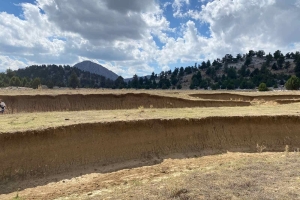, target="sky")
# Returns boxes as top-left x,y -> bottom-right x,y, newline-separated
0,0 -> 300,78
